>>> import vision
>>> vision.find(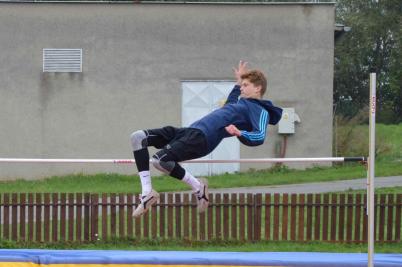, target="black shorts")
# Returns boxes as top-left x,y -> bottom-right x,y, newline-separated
146,126 -> 208,162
